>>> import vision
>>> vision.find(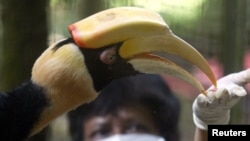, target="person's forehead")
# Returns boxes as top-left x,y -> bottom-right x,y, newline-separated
84,105 -> 156,126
